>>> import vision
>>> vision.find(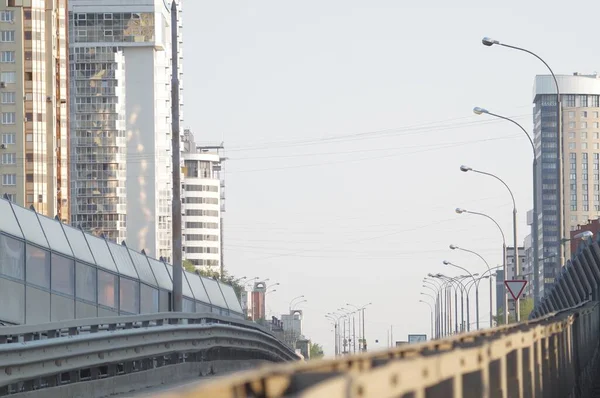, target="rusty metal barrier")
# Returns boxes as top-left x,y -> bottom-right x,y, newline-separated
154,301 -> 600,398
